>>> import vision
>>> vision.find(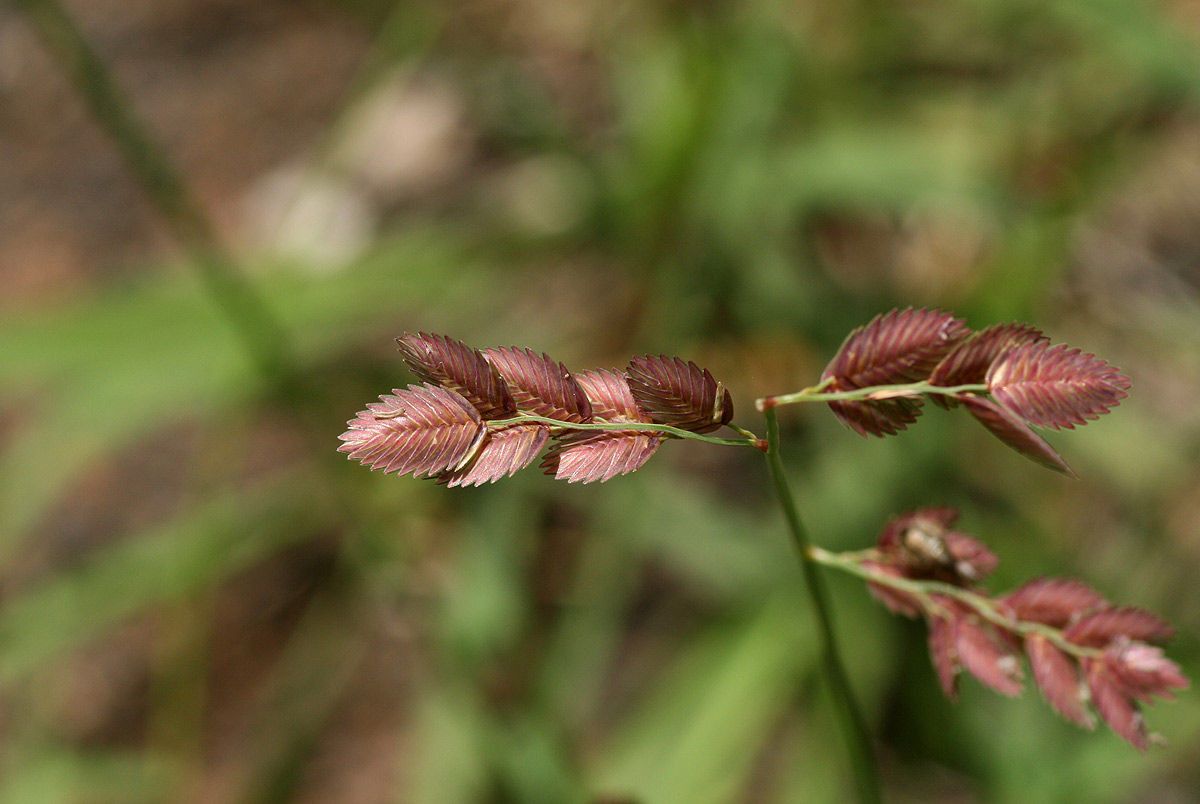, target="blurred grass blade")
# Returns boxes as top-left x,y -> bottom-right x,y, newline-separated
0,749 -> 177,804
592,593 -> 816,804
0,229 -> 502,550
0,472 -> 325,684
